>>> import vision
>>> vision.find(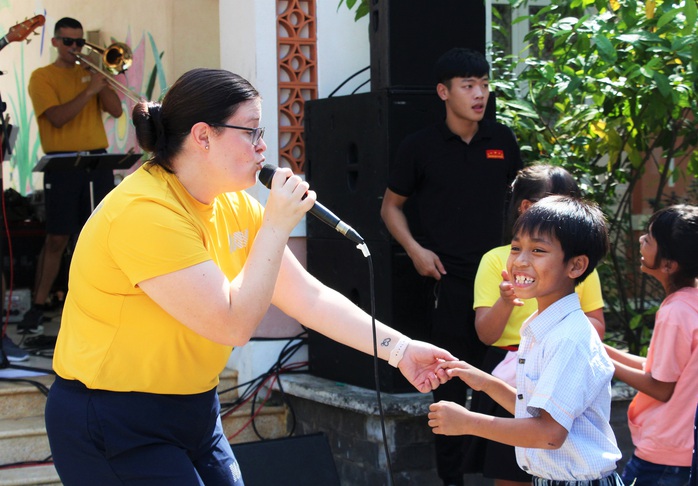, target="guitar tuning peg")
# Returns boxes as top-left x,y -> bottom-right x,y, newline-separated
26,39 -> 32,44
